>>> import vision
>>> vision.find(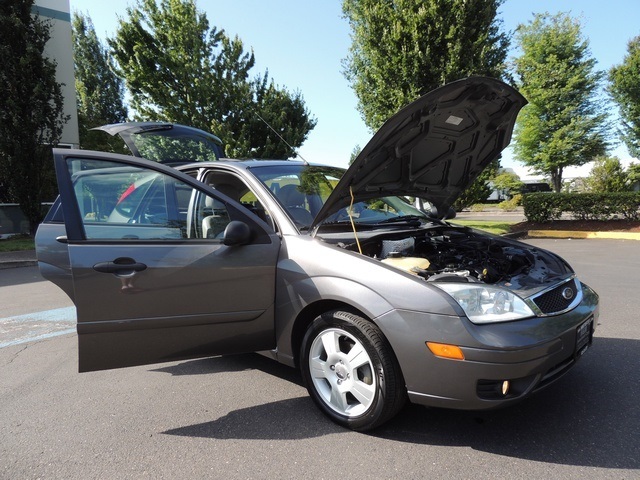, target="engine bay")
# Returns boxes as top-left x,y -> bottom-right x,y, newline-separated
332,225 -> 573,293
